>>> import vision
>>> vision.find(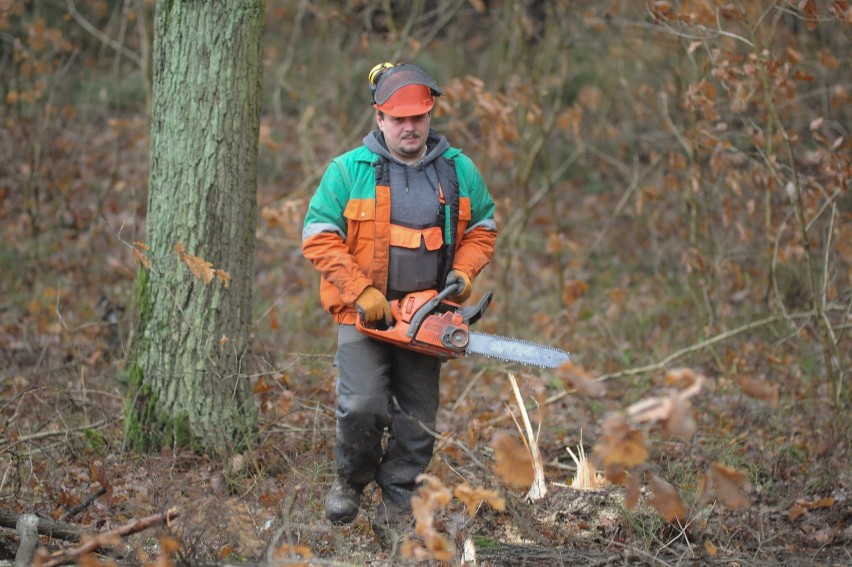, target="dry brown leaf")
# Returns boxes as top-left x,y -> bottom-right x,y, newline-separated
273,544 -> 314,560
802,0 -> 818,30
187,255 -> 214,283
788,501 -> 807,521
706,463 -> 751,509
411,494 -> 434,536
648,474 -> 687,522
406,475 -> 456,561
415,474 -> 453,510
732,374 -> 779,407
664,397 -> 696,439
214,269 -> 231,288
628,370 -> 702,439
663,367 -> 699,387
627,396 -> 673,424
604,462 -> 628,485
561,279 -> 588,306
453,483 -> 505,518
401,537 -> 432,562
789,495 -> 835,520
174,242 -> 214,284
624,472 -> 641,510
593,414 -> 648,469
424,532 -> 455,561
491,431 -> 534,488
704,540 -> 718,556
132,247 -> 150,270
557,362 -> 606,397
